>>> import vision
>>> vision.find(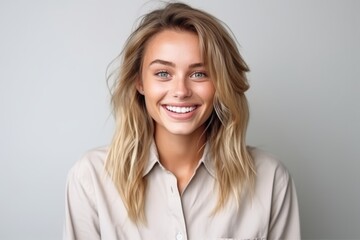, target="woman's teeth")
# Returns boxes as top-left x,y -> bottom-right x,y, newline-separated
166,105 -> 196,113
